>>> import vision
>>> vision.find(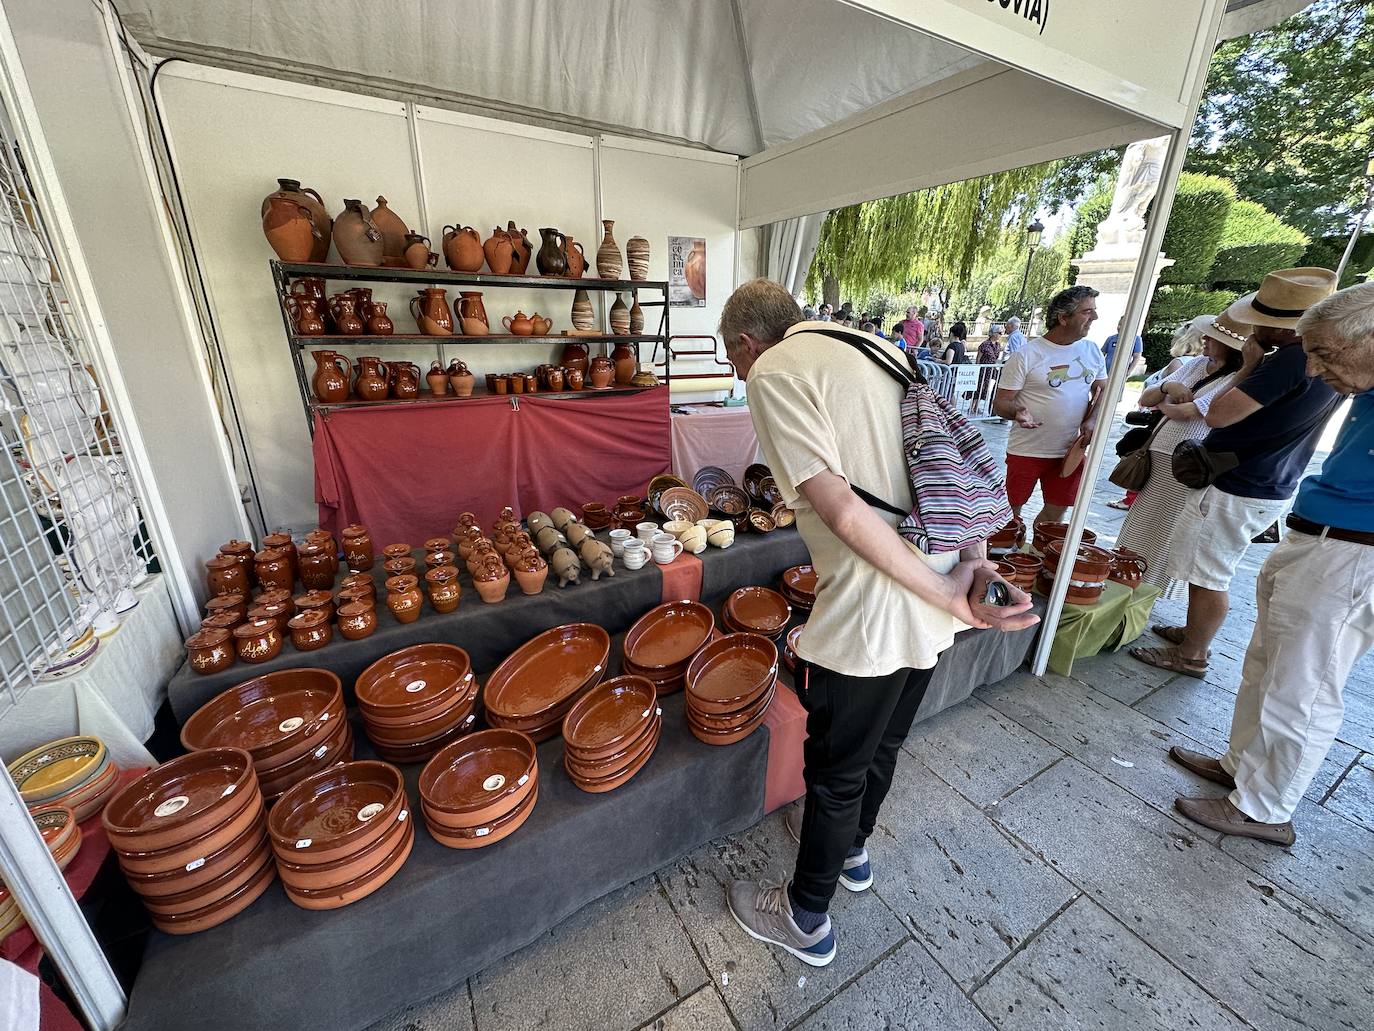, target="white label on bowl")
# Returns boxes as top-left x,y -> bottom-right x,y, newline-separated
594,664 -> 603,673
184,857 -> 206,872
641,708 -> 652,719
357,803 -> 384,822
398,809 -> 408,822
222,784 -> 237,797
656,708 -> 663,717
463,672 -> 474,682
313,745 -> 328,759
278,717 -> 304,734
482,774 -> 506,792
405,679 -> 427,693
154,795 -> 189,818
319,712 -> 331,722
474,827 -> 490,837
516,774 -> 529,787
